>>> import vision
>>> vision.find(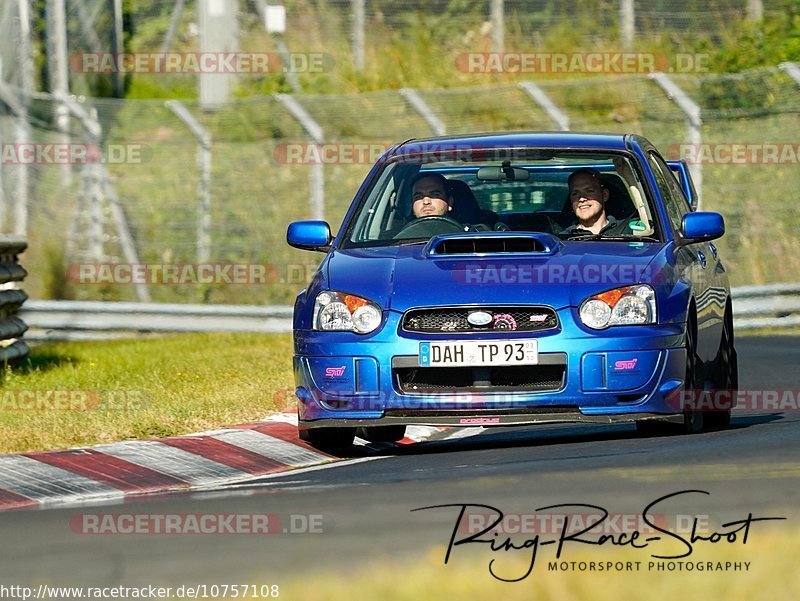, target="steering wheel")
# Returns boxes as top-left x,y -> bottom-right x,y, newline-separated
393,215 -> 467,239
